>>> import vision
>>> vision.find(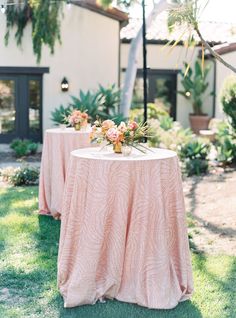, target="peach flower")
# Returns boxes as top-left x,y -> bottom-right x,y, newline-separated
102,120 -> 115,131
128,121 -> 138,131
118,122 -> 127,133
106,127 -> 120,142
